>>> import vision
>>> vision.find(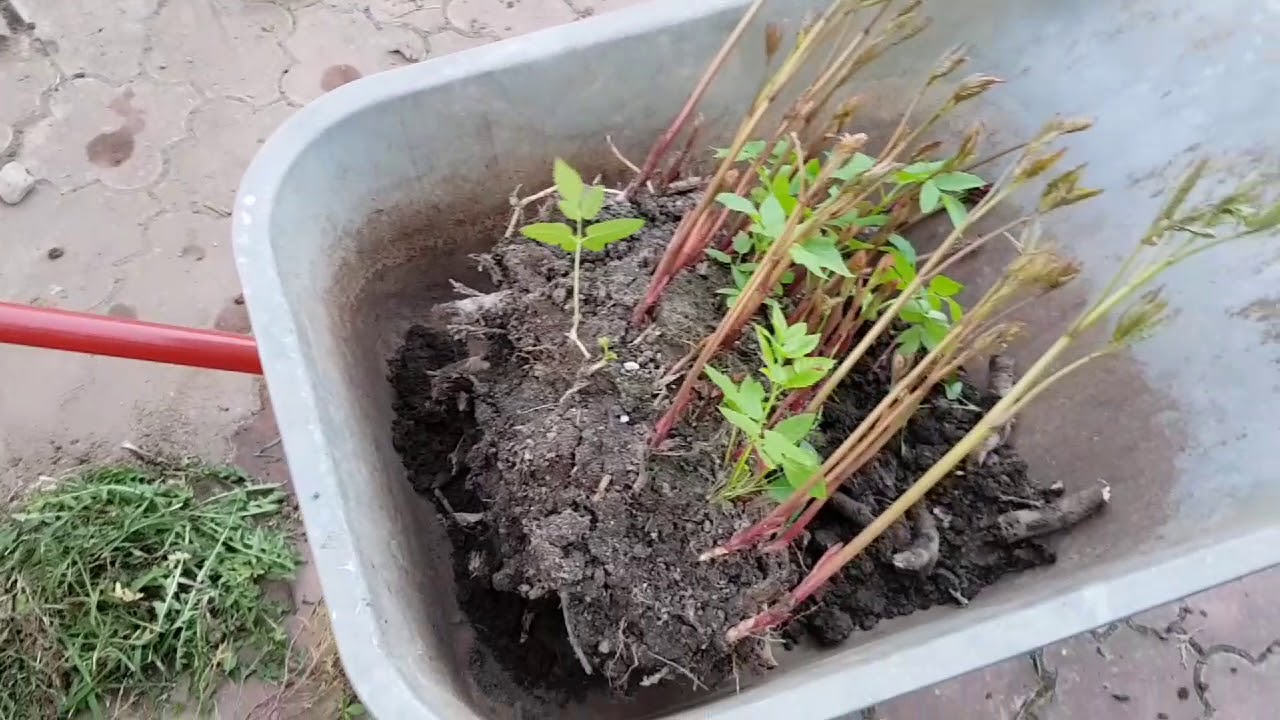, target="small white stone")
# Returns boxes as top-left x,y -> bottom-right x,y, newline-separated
618,414 -> 630,424
622,361 -> 640,371
0,161 -> 35,205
